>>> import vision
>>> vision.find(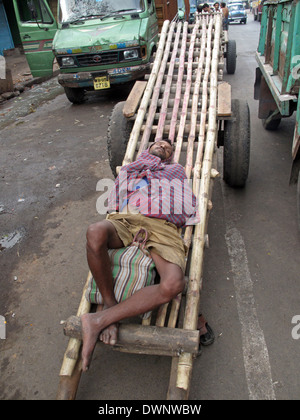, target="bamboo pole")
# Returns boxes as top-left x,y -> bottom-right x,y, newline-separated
138,21 -> 176,154
168,21 -> 188,143
154,20 -> 183,326
193,18 -> 214,196
175,13 -> 223,394
59,271 -> 92,377
155,22 -> 182,142
122,20 -> 170,166
173,21 -> 200,163
167,17 -> 207,330
63,316 -> 199,357
185,17 -> 207,180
